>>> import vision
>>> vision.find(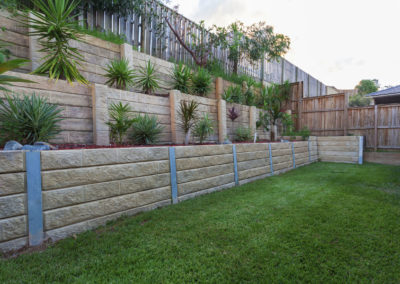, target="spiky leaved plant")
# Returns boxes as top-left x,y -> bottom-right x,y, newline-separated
131,114 -> 163,145
25,0 -> 88,84
134,60 -> 160,94
191,67 -> 212,97
105,102 -> 135,145
178,100 -> 199,145
171,62 -> 191,93
0,59 -> 35,91
227,106 -> 240,140
194,113 -> 214,144
104,59 -> 135,90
